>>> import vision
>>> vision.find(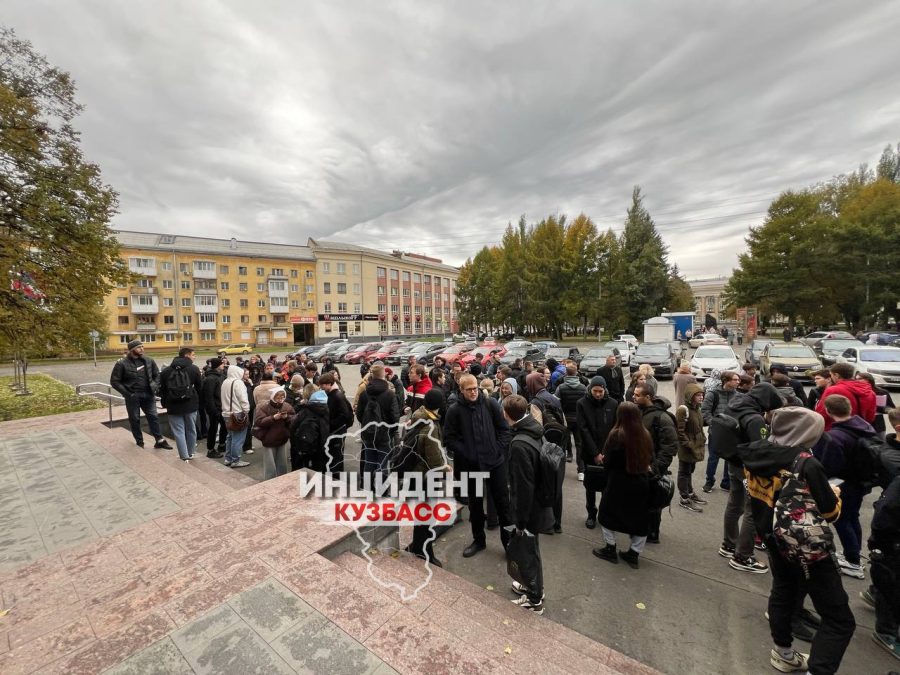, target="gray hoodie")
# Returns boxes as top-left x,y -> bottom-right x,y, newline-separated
768,407 -> 825,449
